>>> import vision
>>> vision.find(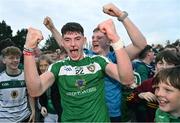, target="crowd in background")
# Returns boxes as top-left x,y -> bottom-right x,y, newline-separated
0,3 -> 180,123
